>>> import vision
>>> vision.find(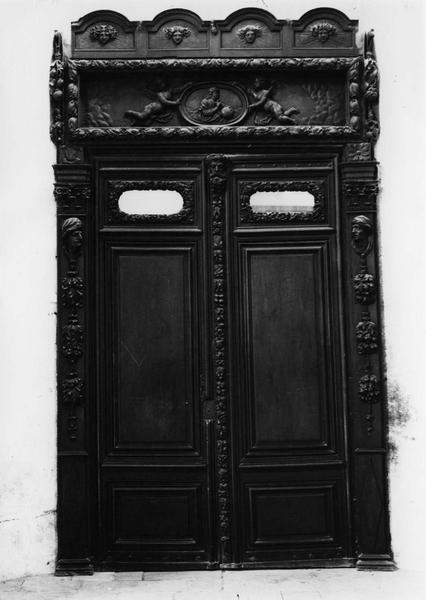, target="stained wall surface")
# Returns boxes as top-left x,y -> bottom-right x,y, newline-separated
0,0 -> 425,580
